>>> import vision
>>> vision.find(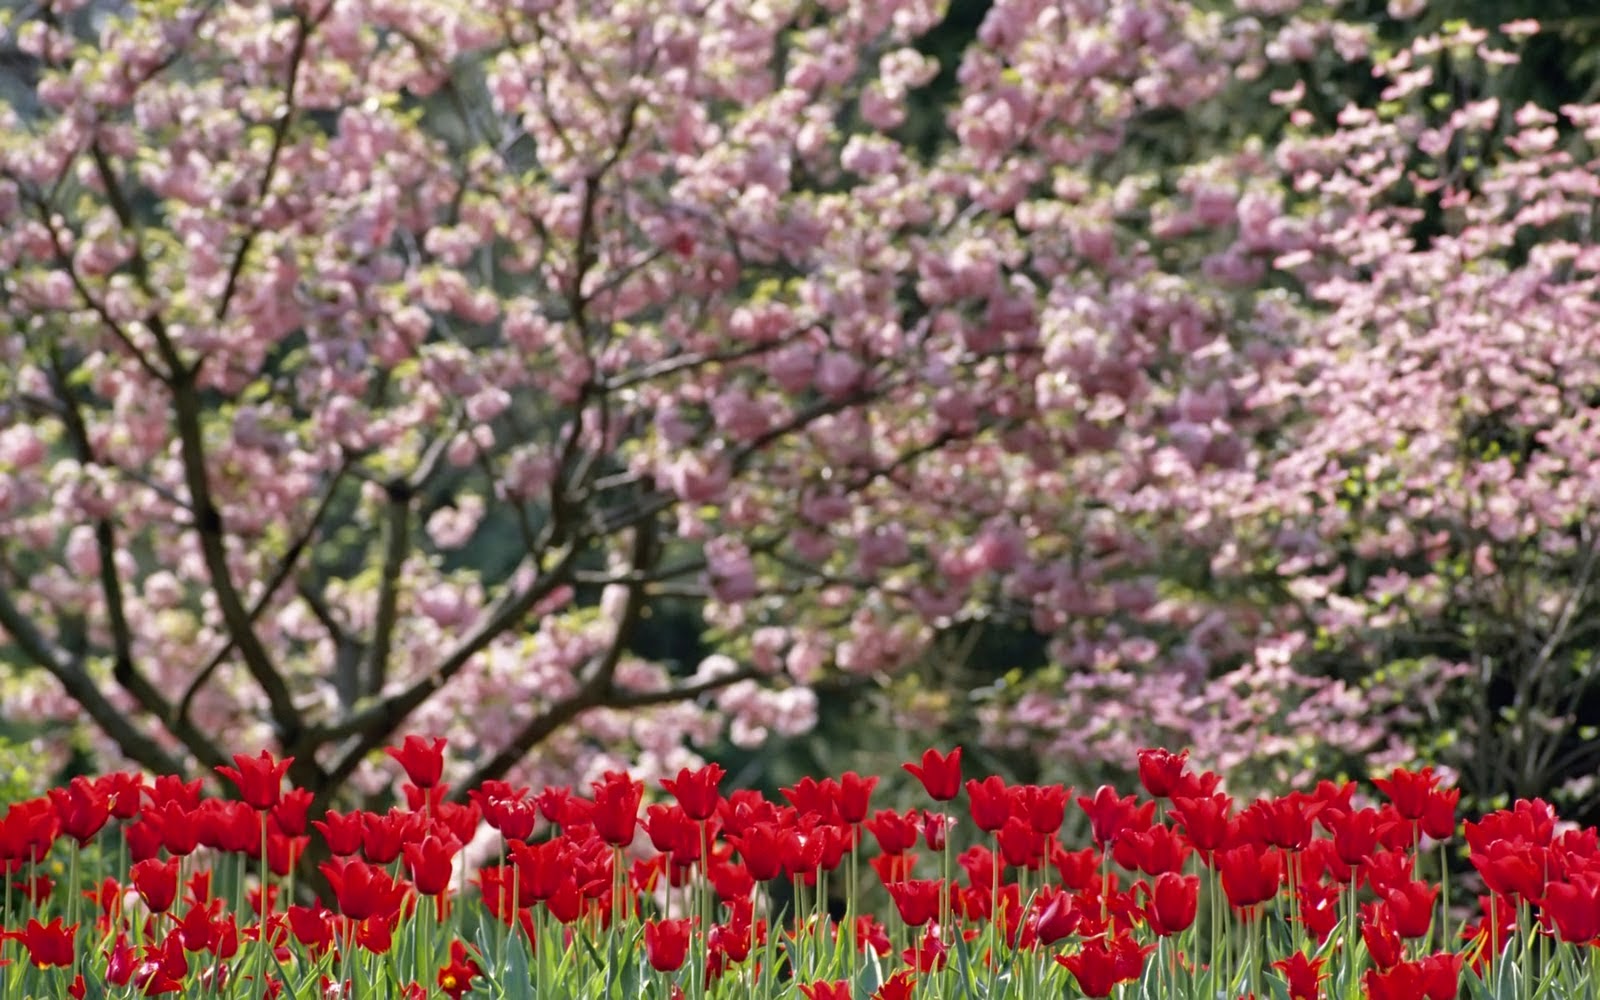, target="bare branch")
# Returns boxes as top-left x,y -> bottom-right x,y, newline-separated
0,577 -> 185,776
216,6 -> 326,327
81,127 -> 310,758
42,348 -> 205,759
365,429 -> 454,698
177,462 -> 351,739
313,539 -> 583,786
